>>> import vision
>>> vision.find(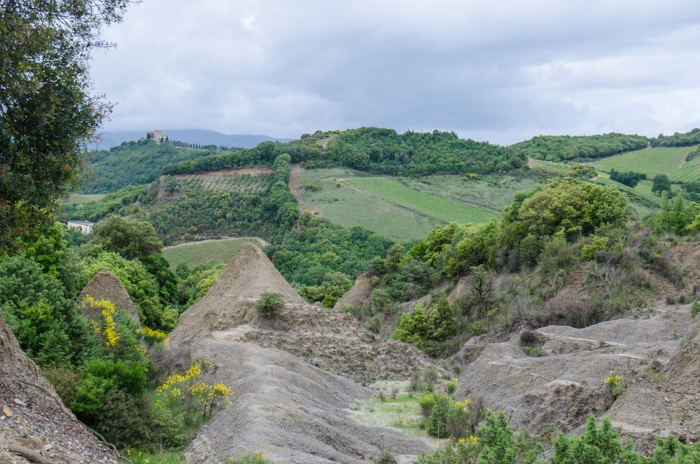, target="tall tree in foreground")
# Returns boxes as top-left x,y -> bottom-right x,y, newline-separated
0,0 -> 133,254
